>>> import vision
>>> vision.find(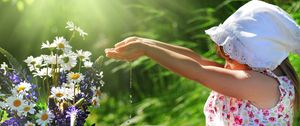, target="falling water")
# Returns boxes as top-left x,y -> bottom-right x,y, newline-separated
127,62 -> 133,124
